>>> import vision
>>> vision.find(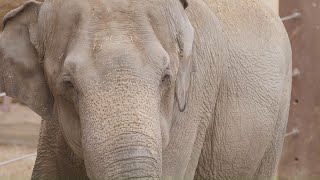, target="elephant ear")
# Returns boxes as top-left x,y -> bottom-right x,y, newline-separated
0,1 -> 52,118
175,11 -> 194,112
